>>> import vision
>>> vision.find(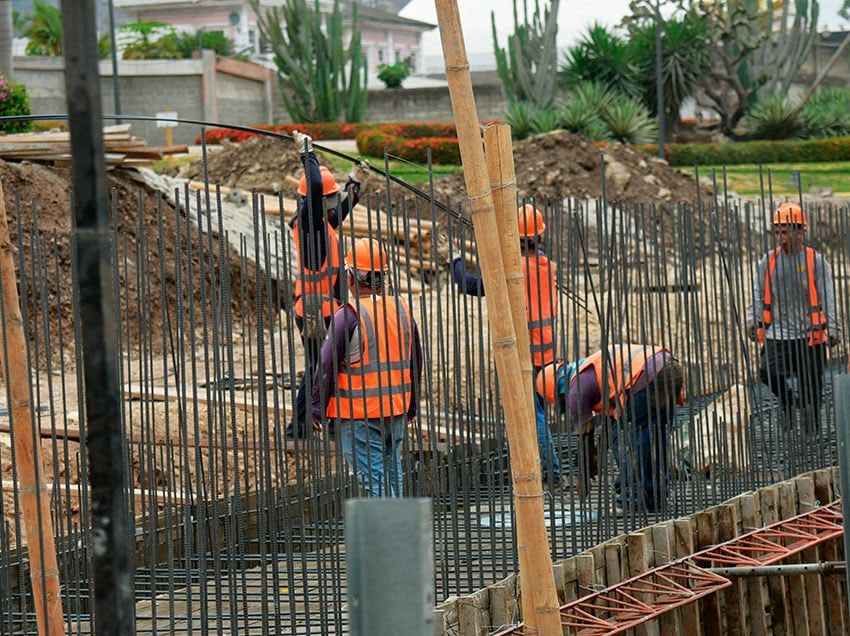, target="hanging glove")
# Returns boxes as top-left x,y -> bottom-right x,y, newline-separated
436,235 -> 453,266
746,323 -> 759,343
828,332 -> 840,348
292,130 -> 313,154
349,160 -> 371,185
